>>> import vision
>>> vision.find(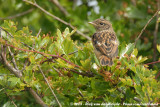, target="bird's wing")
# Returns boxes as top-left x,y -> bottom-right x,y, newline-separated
92,32 -> 118,58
